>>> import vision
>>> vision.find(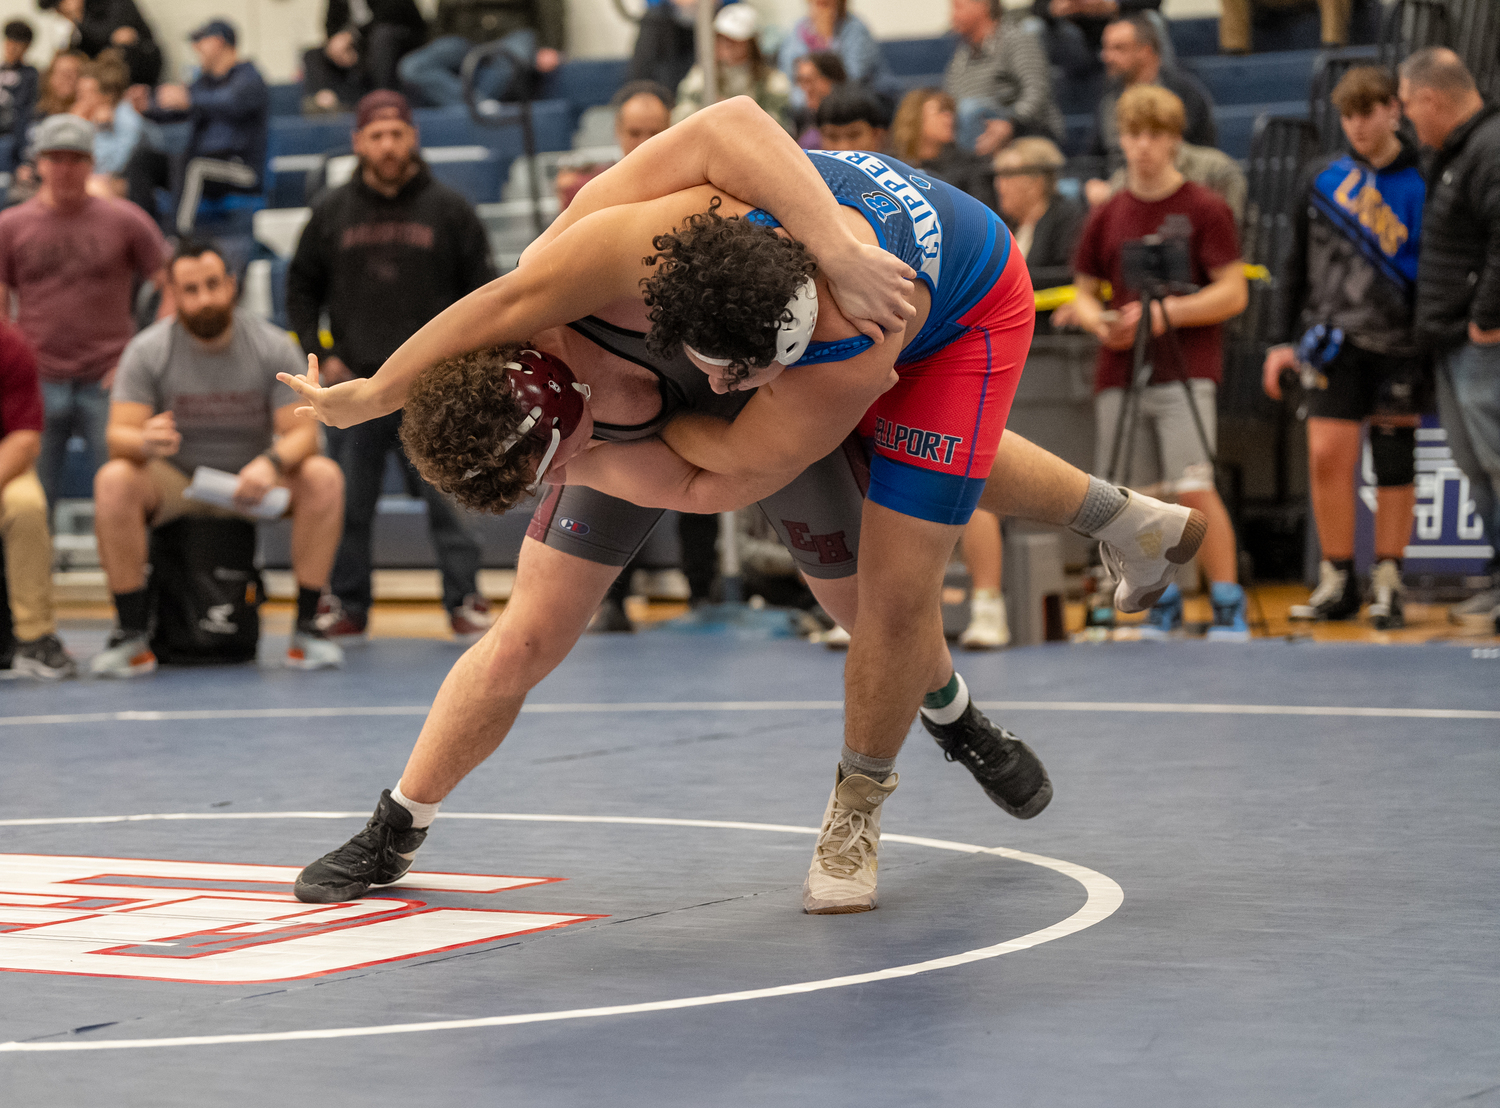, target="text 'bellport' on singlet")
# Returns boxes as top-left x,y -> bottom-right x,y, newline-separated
744,149 -> 1013,368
